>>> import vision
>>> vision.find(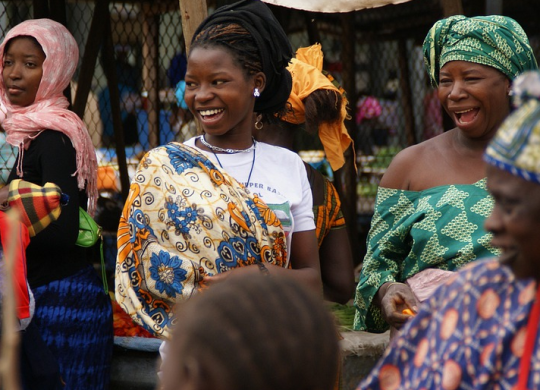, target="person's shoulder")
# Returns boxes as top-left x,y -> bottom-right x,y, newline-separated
380,132 -> 451,189
35,129 -> 67,141
435,258 -> 514,297
32,130 -> 73,150
392,132 -> 449,165
257,142 -> 303,161
183,136 -> 197,148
